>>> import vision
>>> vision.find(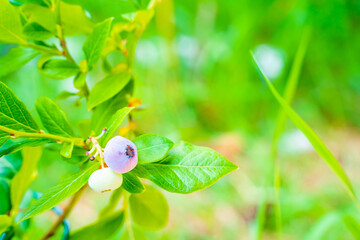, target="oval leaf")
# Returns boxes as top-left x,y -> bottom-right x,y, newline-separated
0,47 -> 38,78
133,134 -> 174,164
70,210 -> 124,240
129,186 -> 168,230
39,59 -> 79,80
83,18 -> 113,70
0,82 -> 39,146
133,141 -> 238,193
122,172 -> 144,193
0,0 -> 26,44
35,97 -> 74,137
88,72 -> 132,109
19,163 -> 99,222
99,107 -> 134,145
11,147 -> 42,214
